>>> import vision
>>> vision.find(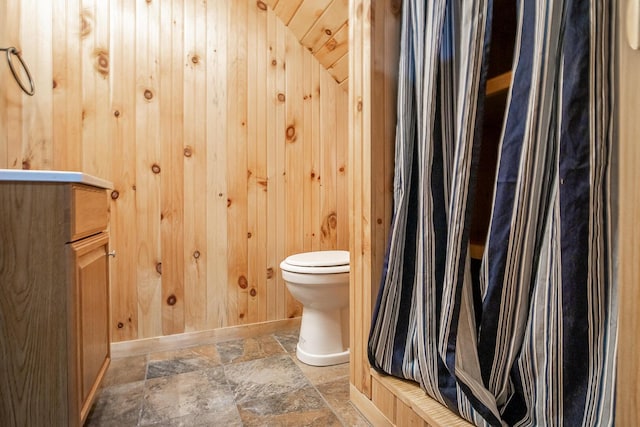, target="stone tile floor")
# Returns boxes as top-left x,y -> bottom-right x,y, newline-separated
86,328 -> 371,426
